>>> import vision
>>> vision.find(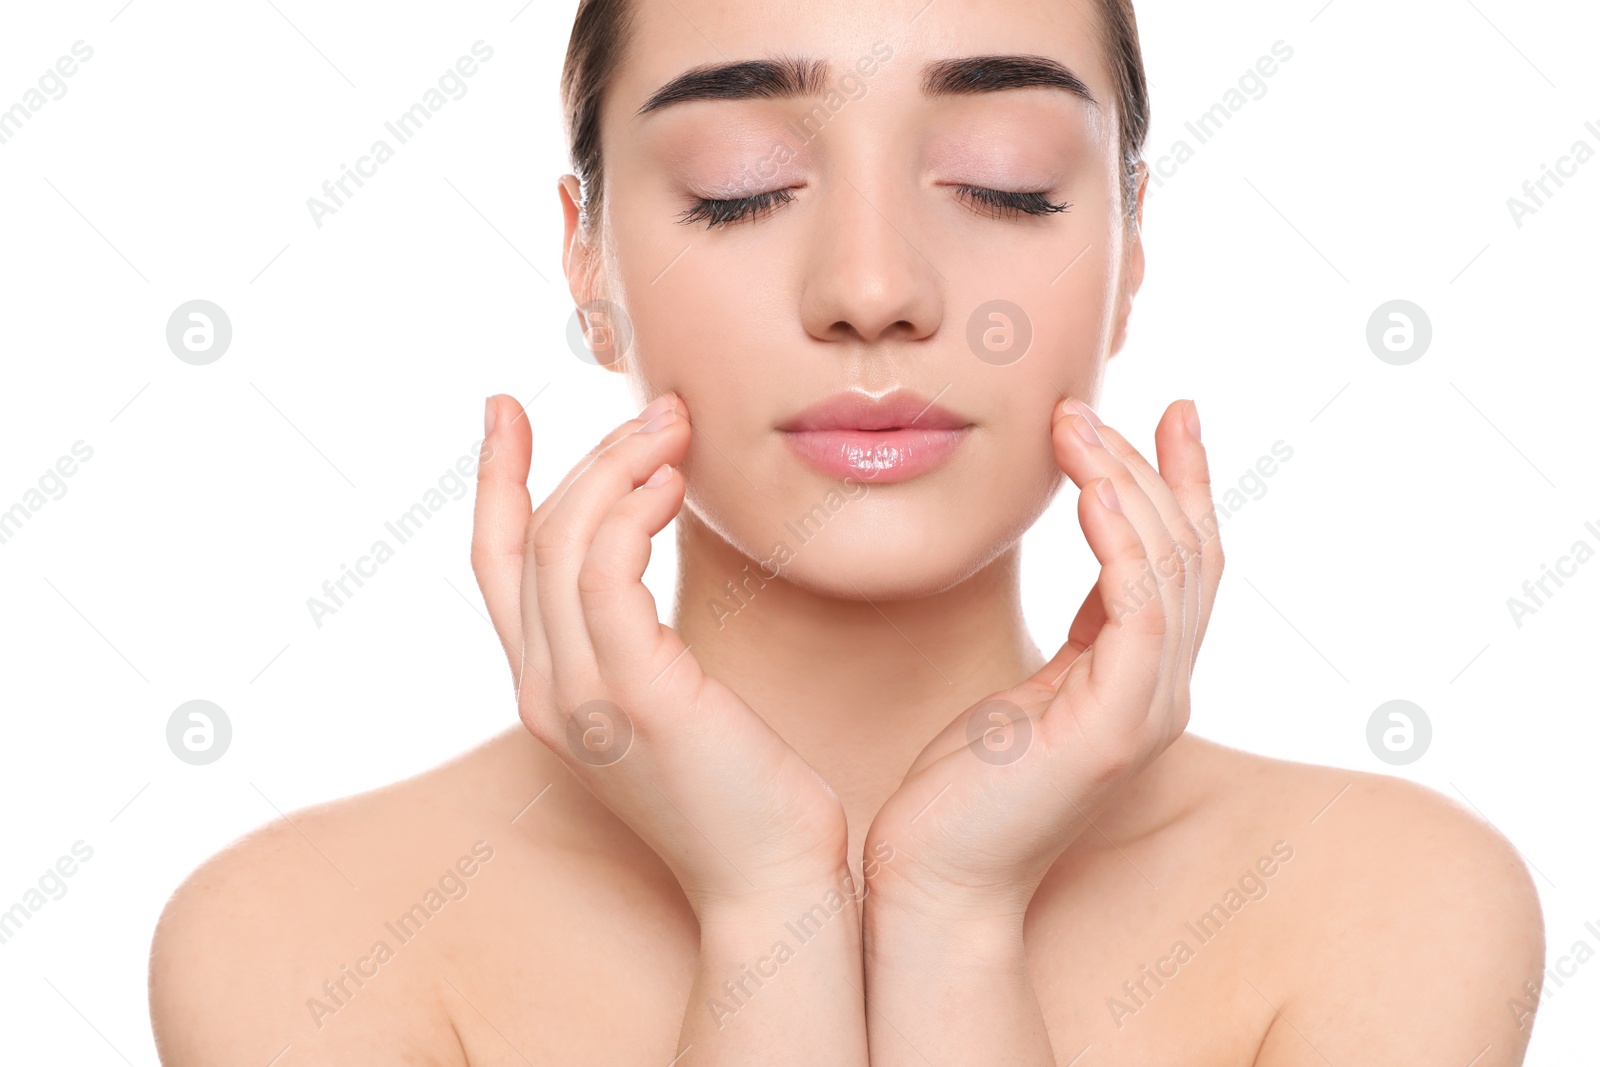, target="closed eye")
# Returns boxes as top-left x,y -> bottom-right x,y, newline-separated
678,188 -> 796,228
676,184 -> 1071,228
955,186 -> 1071,220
